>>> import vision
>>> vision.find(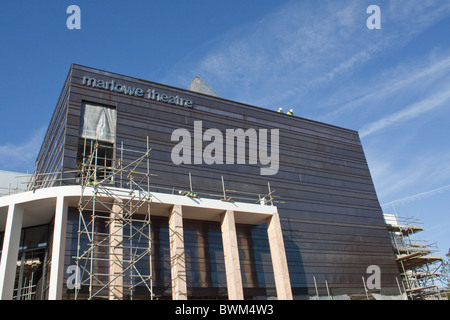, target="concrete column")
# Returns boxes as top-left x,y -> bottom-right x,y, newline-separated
0,204 -> 24,300
169,204 -> 187,300
109,199 -> 124,300
48,196 -> 68,300
220,210 -> 244,300
266,211 -> 293,300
